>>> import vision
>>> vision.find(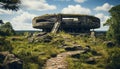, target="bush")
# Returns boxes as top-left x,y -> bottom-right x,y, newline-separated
105,5 -> 120,45
106,47 -> 120,69
0,37 -> 12,52
0,22 -> 15,36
